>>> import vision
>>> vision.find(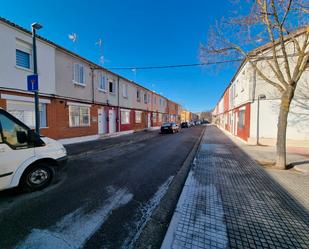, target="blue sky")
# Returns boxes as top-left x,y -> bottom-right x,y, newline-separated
1,0 -> 239,112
